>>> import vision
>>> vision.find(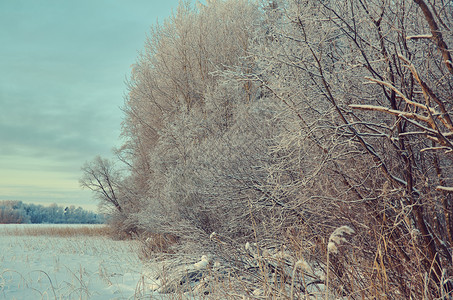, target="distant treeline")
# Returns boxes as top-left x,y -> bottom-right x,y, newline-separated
0,201 -> 104,224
